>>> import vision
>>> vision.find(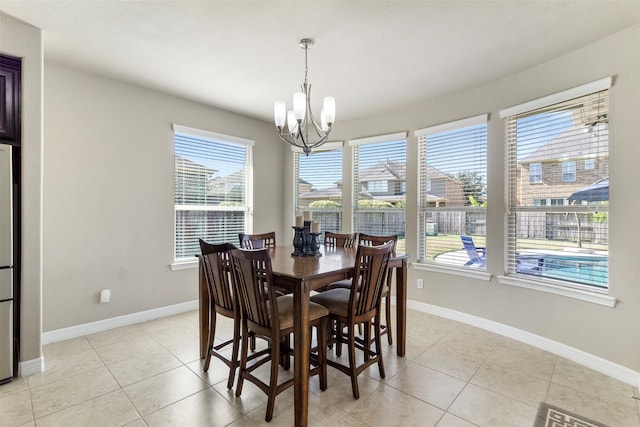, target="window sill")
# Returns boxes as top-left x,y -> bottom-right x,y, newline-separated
414,262 -> 492,281
497,275 -> 617,308
170,259 -> 198,271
